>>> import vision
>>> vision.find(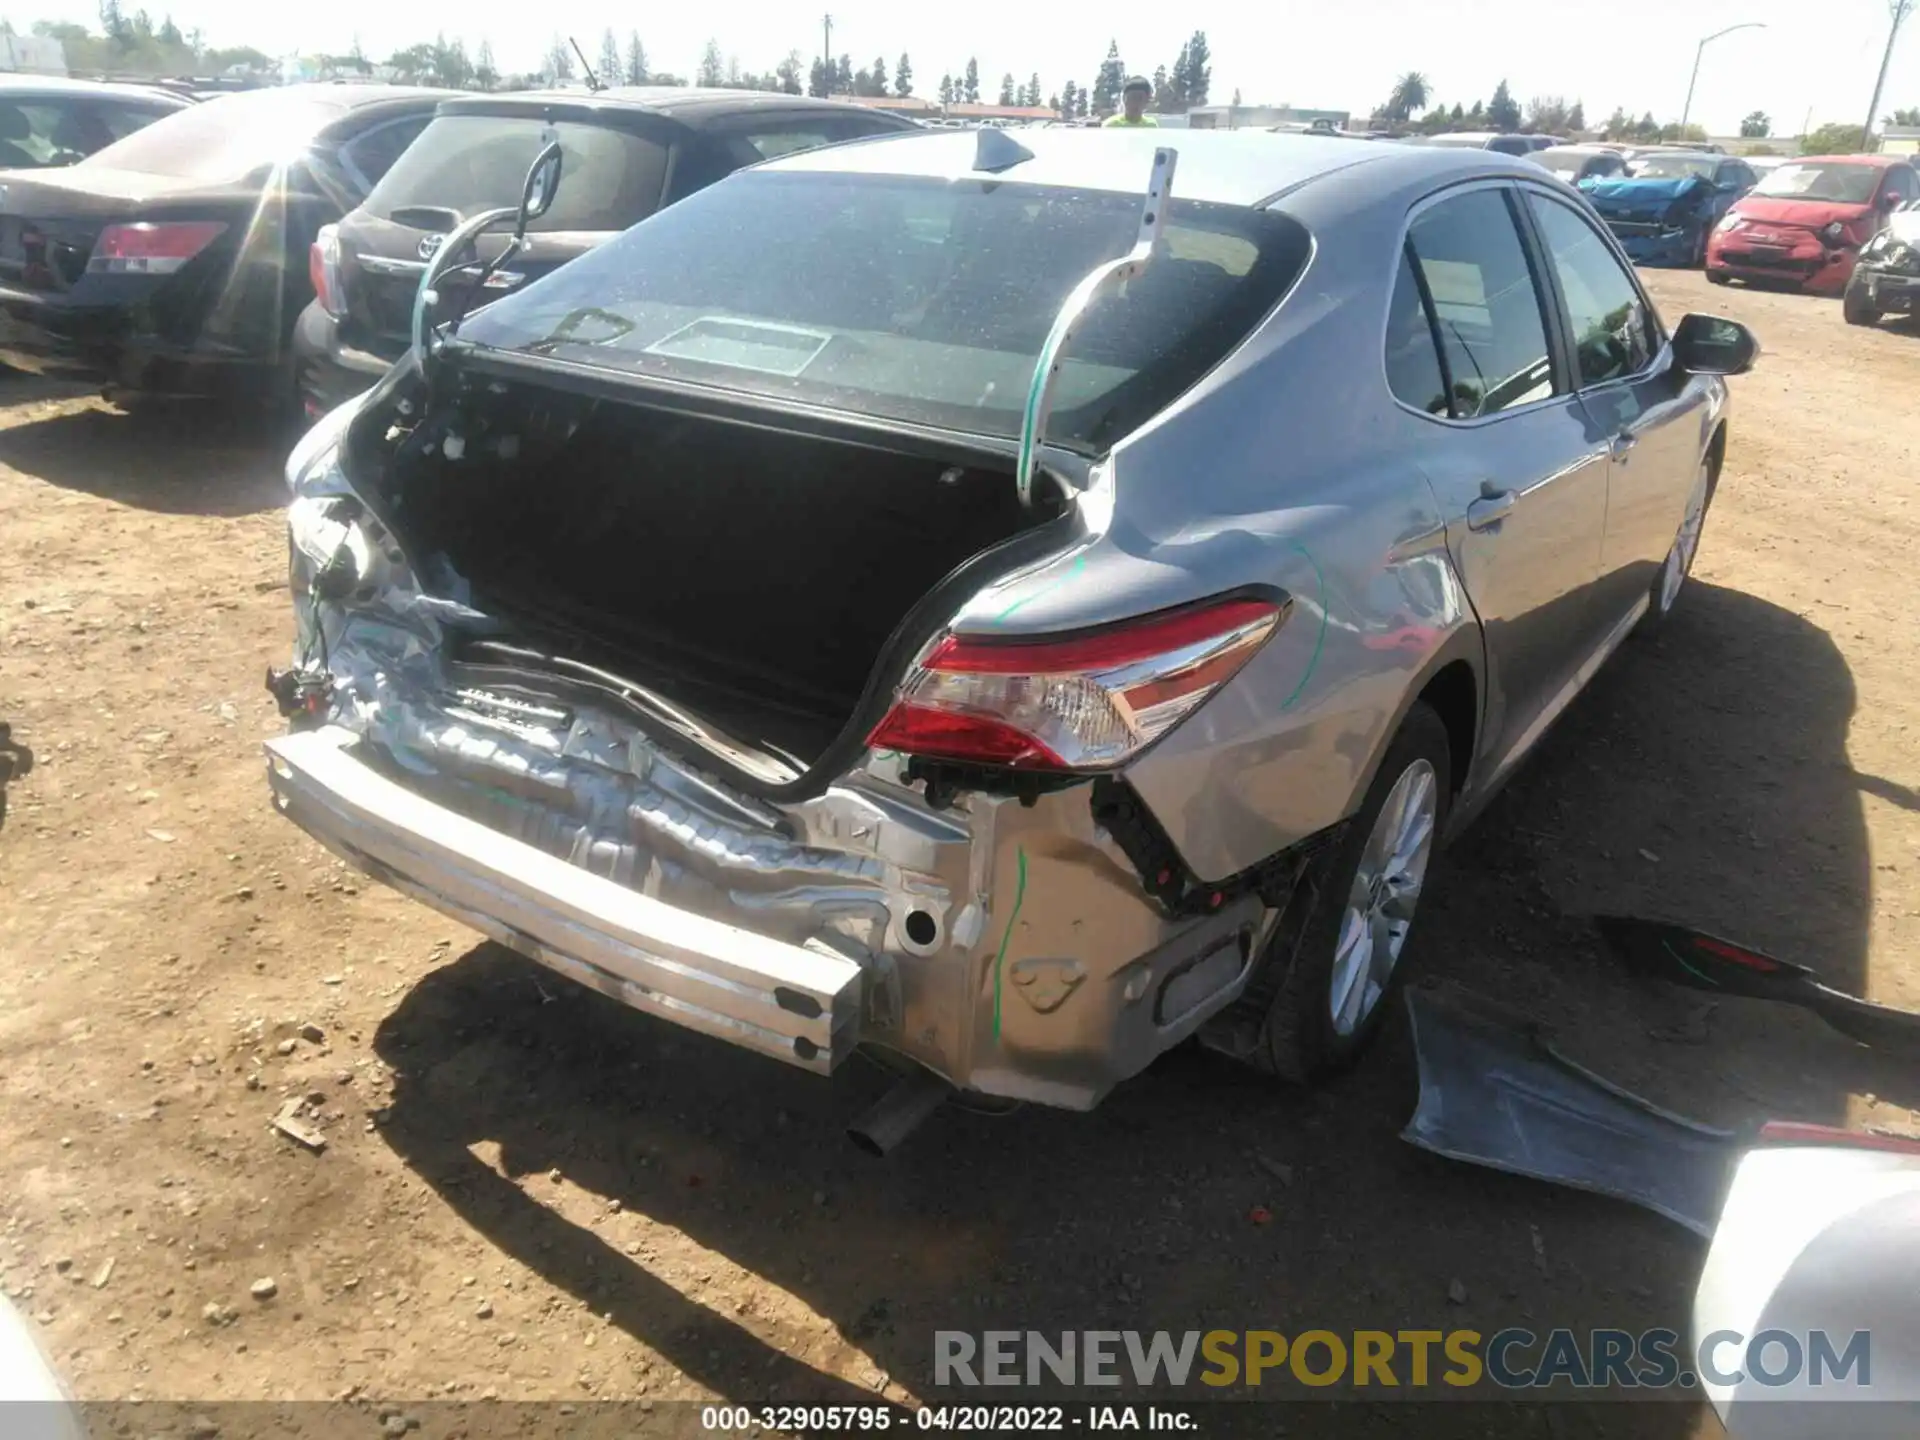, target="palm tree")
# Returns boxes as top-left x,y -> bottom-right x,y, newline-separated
1386,71 -> 1431,123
